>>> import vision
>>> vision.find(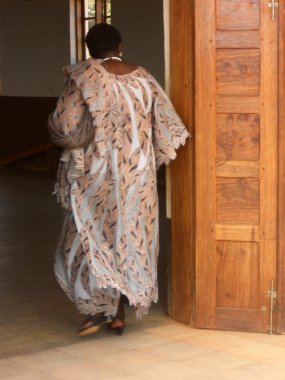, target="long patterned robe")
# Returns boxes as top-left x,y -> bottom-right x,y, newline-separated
50,58 -> 189,318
